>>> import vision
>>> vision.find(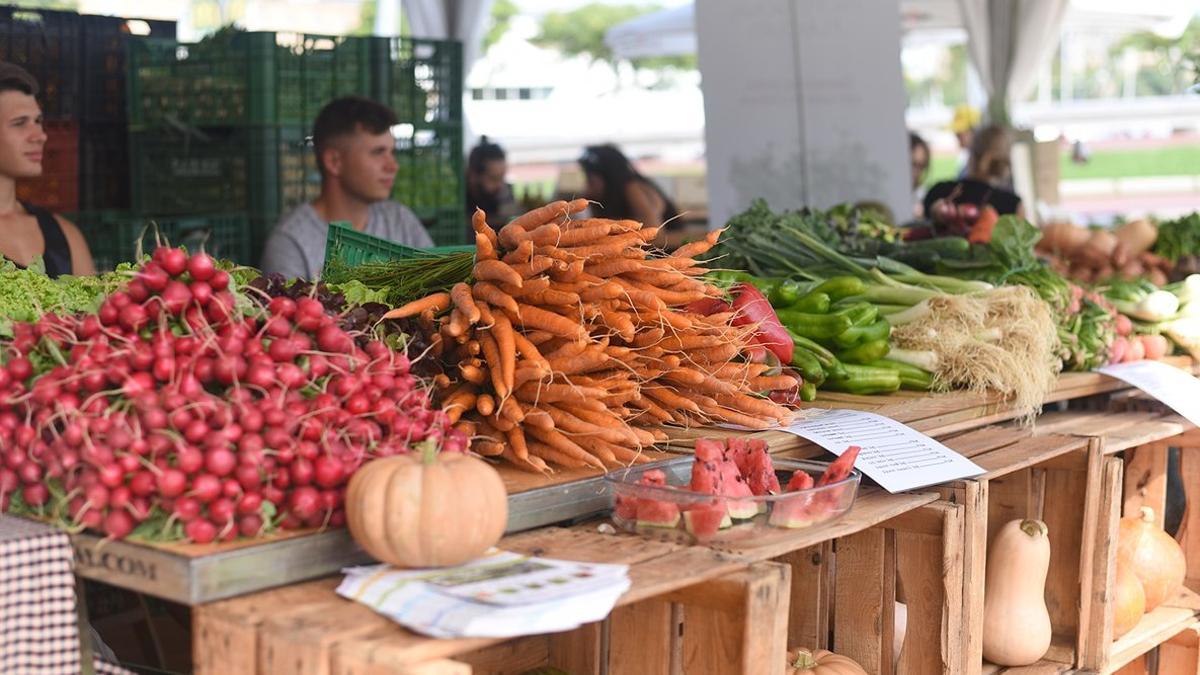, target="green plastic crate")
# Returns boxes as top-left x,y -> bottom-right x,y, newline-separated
373,38 -> 462,127
130,125 -> 316,221
72,211 -> 252,271
391,122 -> 465,246
128,31 -> 374,128
322,220 -> 471,273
